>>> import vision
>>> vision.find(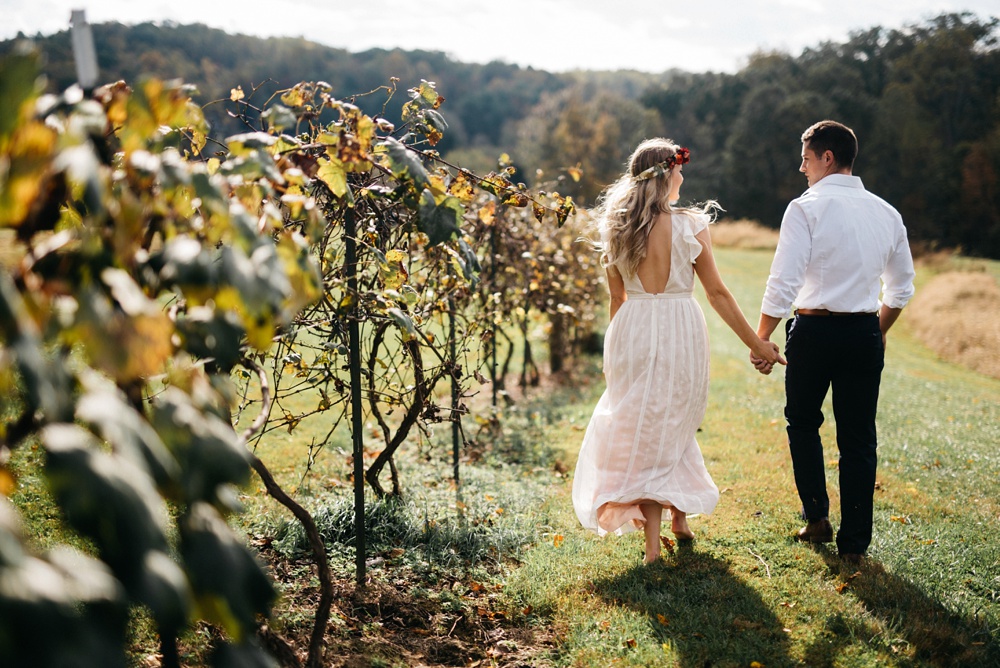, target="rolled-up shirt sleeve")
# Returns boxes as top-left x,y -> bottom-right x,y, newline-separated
761,202 -> 811,318
880,223 -> 916,309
